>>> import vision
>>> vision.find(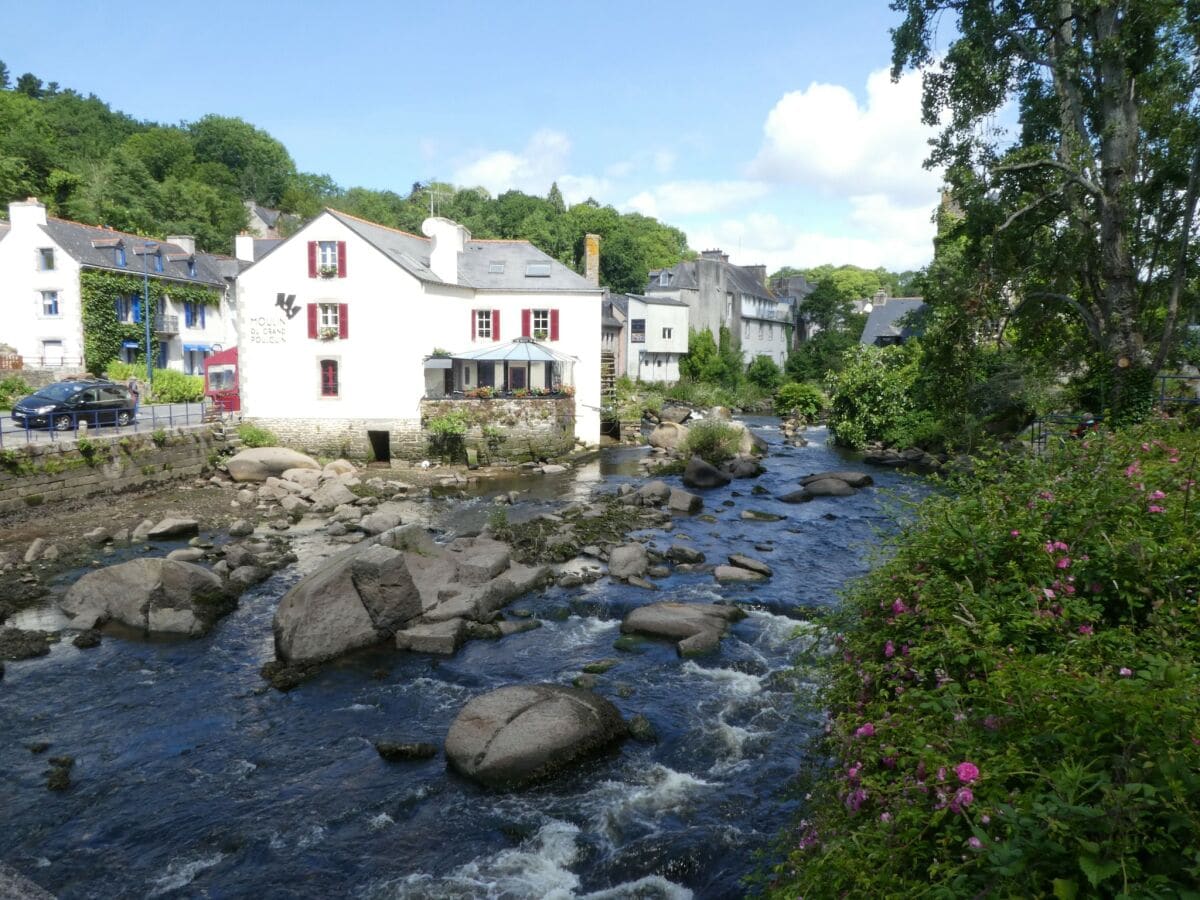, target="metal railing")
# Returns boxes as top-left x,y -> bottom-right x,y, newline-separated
0,401 -> 210,448
155,314 -> 180,334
